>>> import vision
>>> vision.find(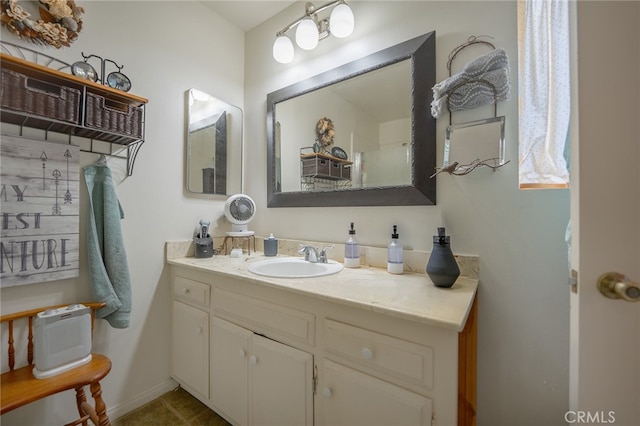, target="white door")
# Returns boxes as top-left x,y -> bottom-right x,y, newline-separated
319,360 -> 432,426
250,333 -> 314,426
570,2 -> 640,425
172,301 -> 209,398
211,316 -> 251,426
